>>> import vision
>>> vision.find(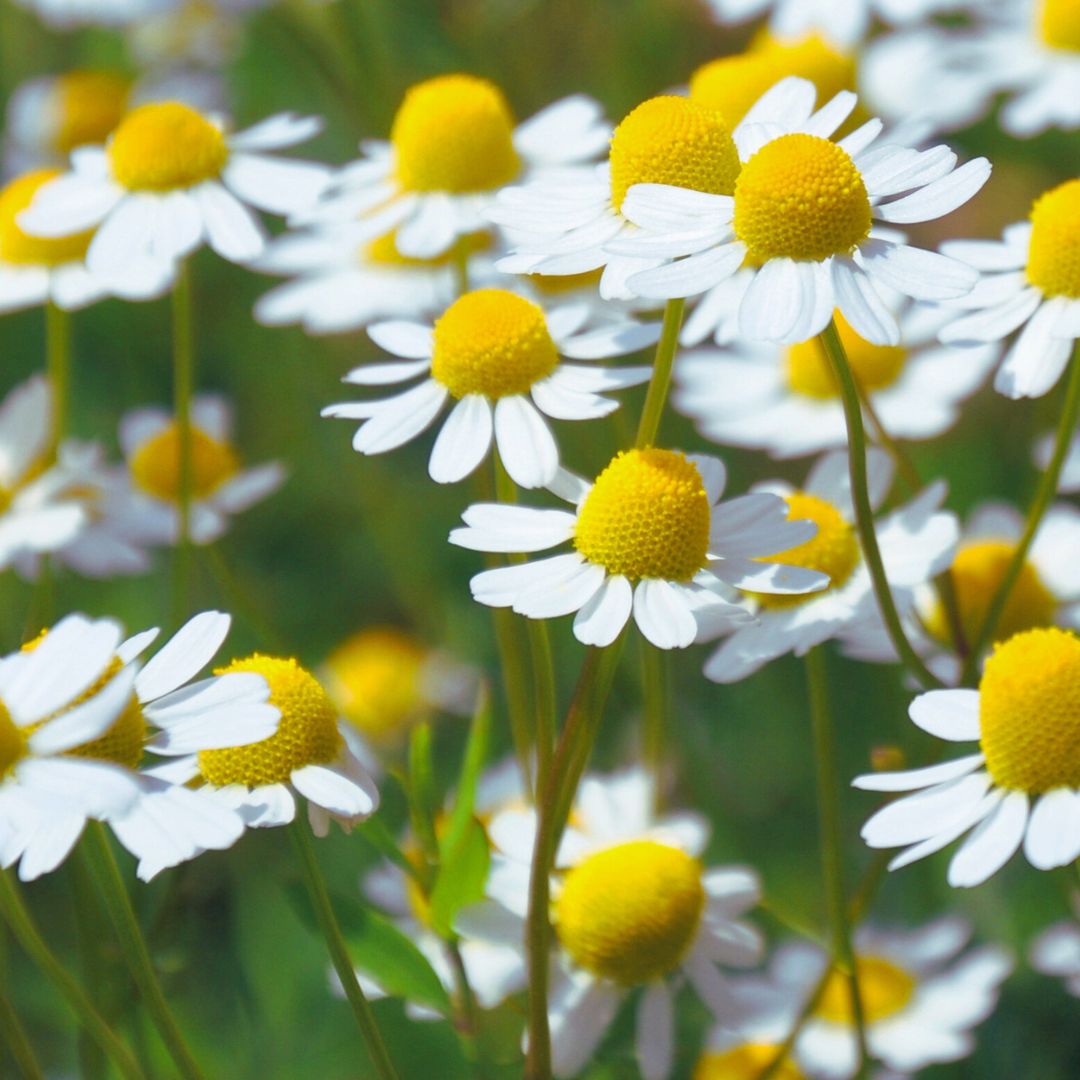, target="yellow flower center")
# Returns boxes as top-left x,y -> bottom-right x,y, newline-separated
198,655 -> 343,787
925,540 -> 1056,647
364,229 -> 491,269
109,102 -> 228,192
1040,0 -> 1080,51
754,492 -> 858,608
694,1044 -> 804,1080
391,74 -> 521,194
979,628 -> 1080,794
430,288 -> 558,399
573,449 -> 711,582
323,627 -> 428,747
554,840 -> 705,985
526,268 -> 605,295
608,96 -> 741,213
1026,179 -> 1080,299
785,312 -> 905,399
0,170 -> 94,266
734,133 -> 871,263
0,702 -> 27,778
53,71 -> 130,154
816,955 -> 915,1024
129,421 -> 240,503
